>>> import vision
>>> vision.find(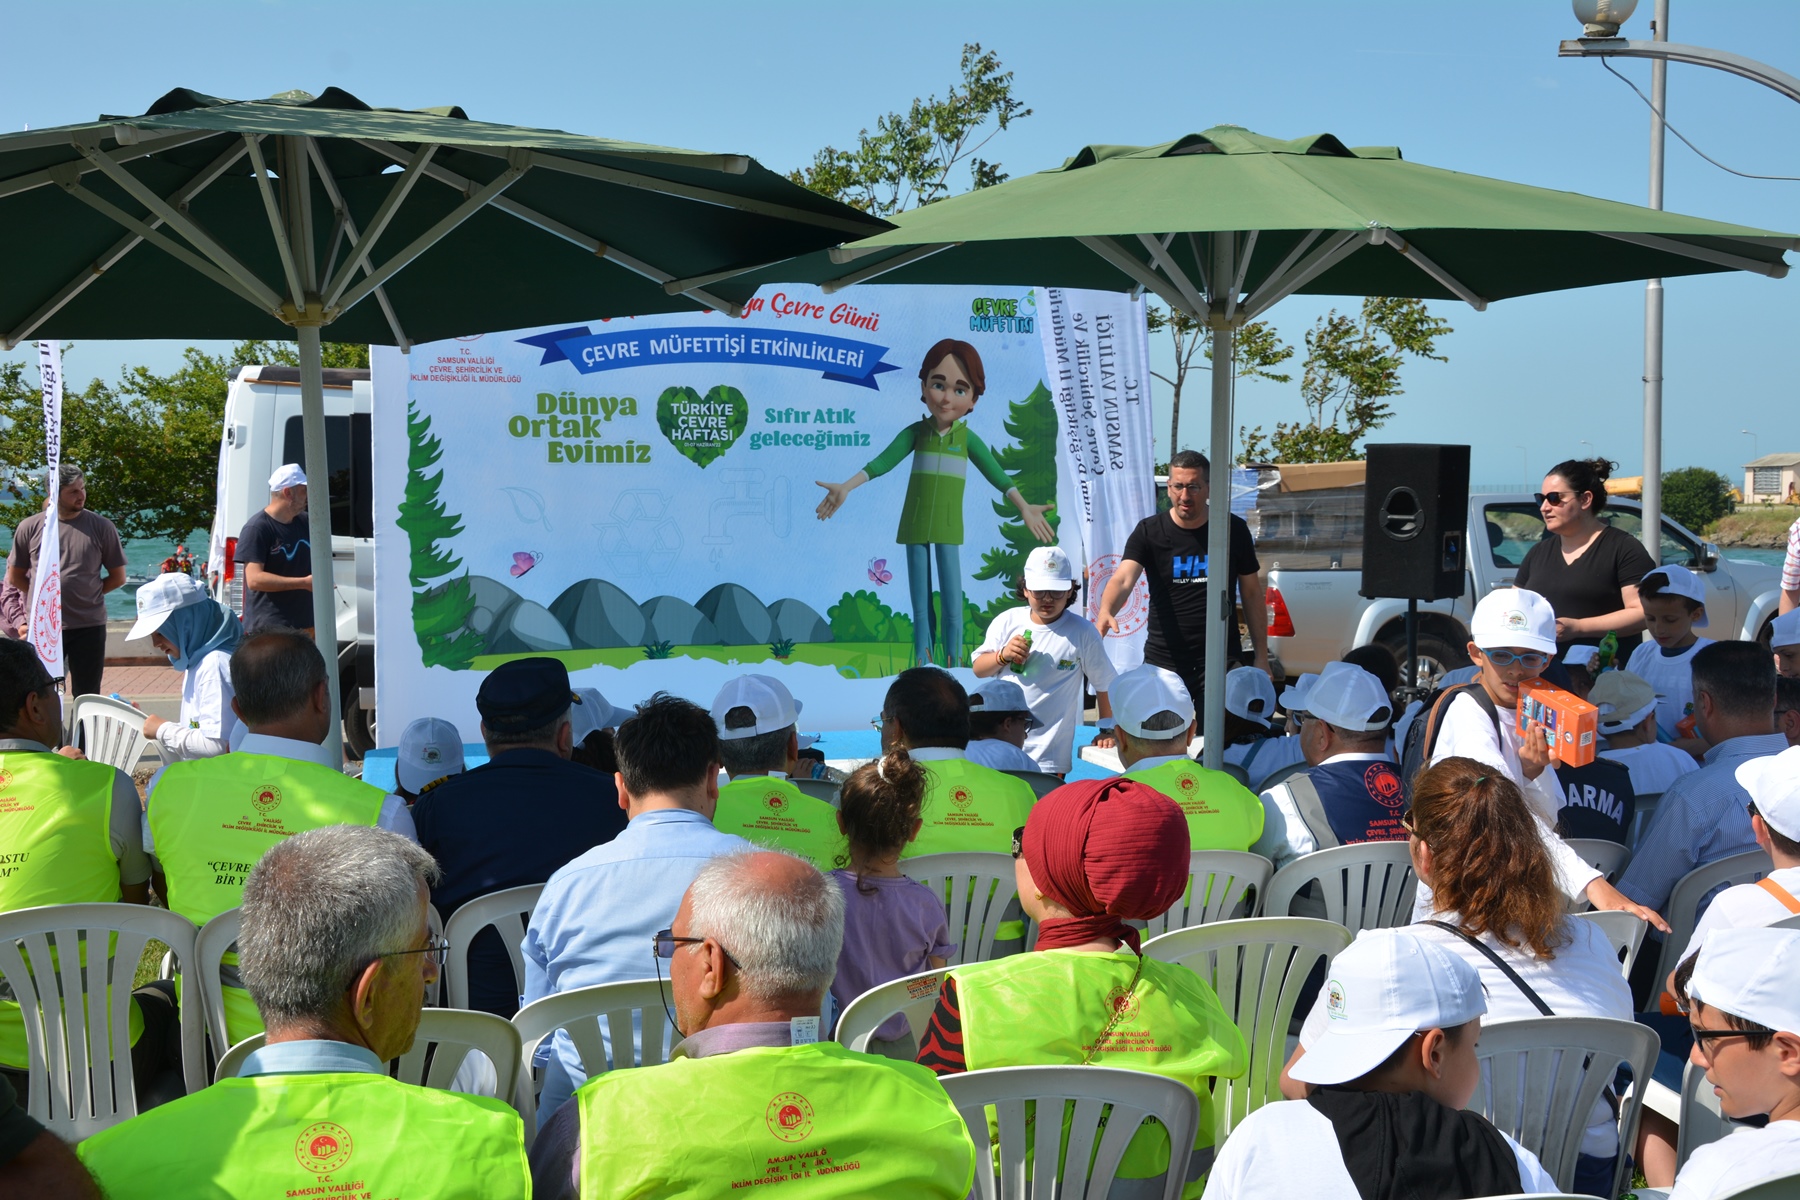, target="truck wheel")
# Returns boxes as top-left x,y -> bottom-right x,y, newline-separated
1378,631 -> 1471,692
342,693 -> 376,760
